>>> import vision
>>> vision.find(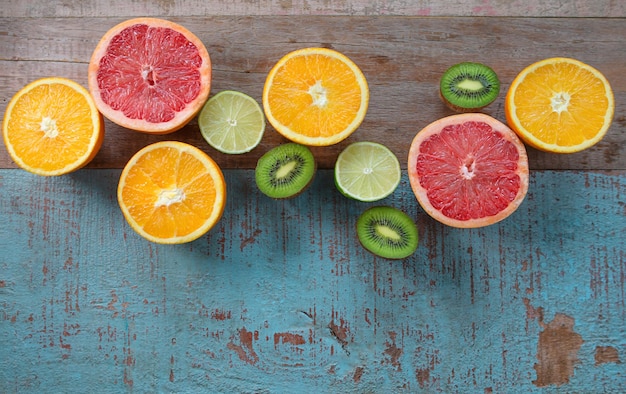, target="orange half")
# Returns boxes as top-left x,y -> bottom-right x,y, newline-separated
117,141 -> 226,244
263,47 -> 369,146
505,57 -> 614,153
2,77 -> 104,176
